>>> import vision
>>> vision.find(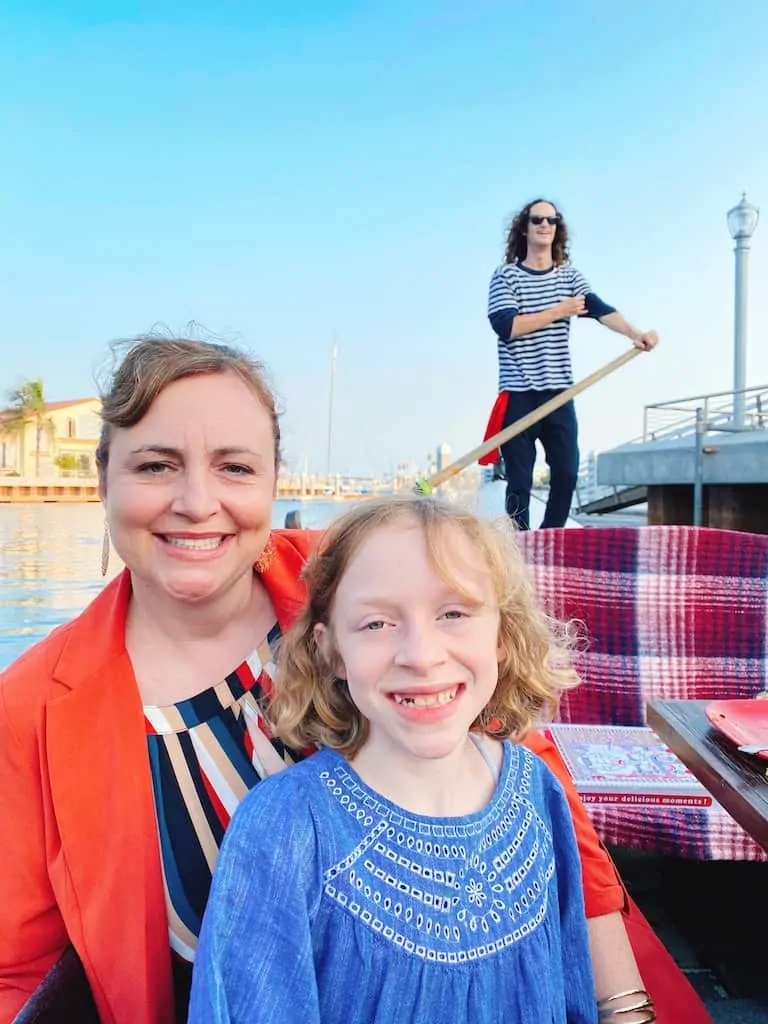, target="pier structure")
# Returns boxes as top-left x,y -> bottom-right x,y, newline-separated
577,385 -> 768,534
